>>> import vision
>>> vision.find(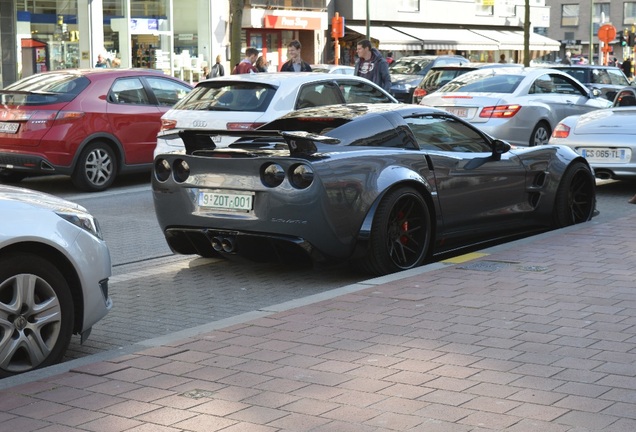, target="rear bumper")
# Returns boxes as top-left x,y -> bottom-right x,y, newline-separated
0,152 -> 71,175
